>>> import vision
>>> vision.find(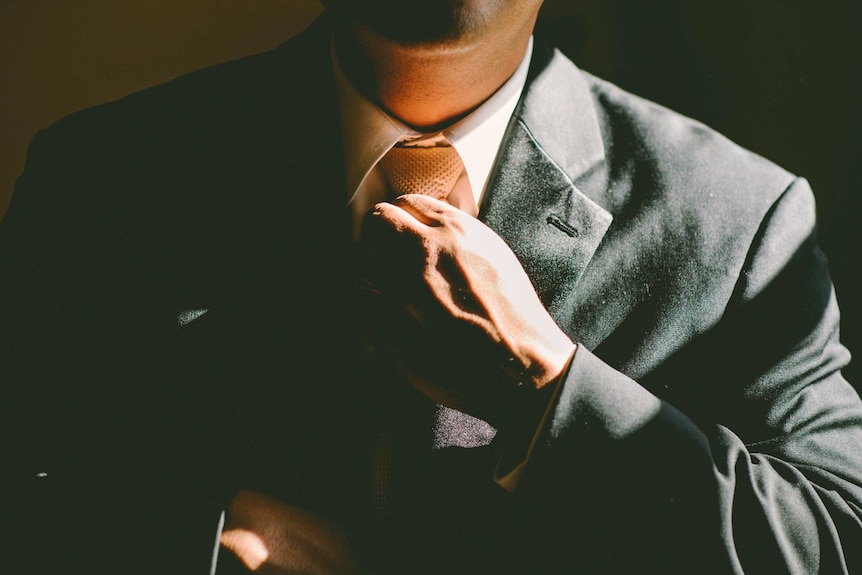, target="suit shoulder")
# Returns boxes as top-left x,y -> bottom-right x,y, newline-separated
582,70 -> 797,212
569,68 -> 817,317
35,19 -> 327,155
10,17 -> 332,218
